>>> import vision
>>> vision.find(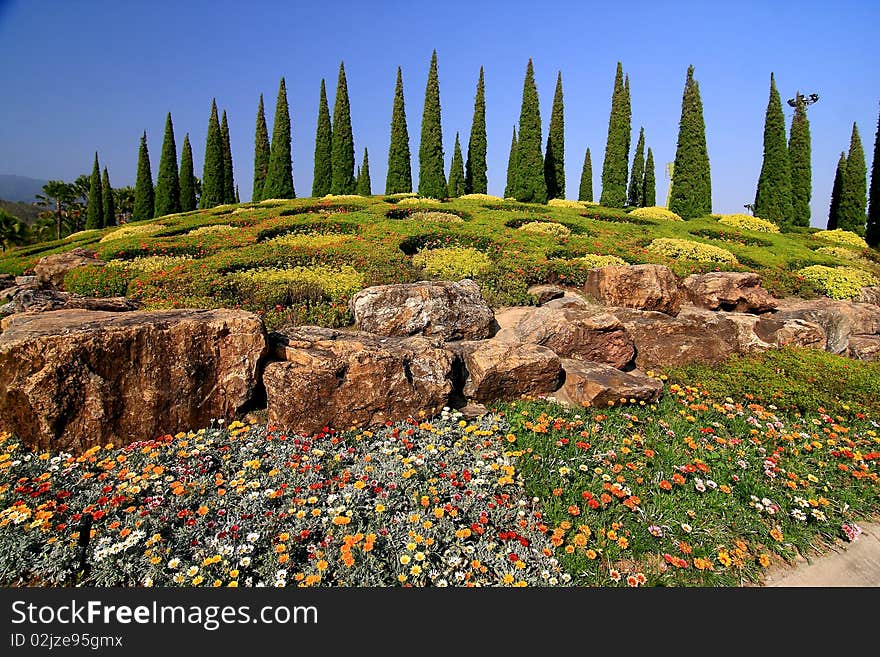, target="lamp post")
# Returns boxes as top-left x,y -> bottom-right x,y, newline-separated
787,92 -> 819,109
